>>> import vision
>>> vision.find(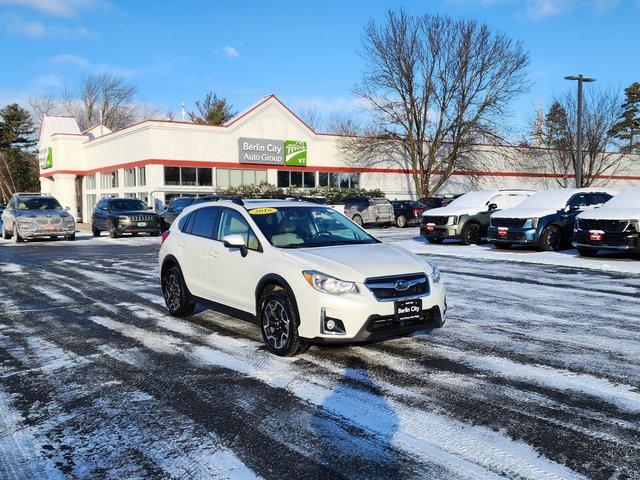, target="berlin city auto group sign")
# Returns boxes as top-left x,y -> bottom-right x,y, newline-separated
238,137 -> 307,167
